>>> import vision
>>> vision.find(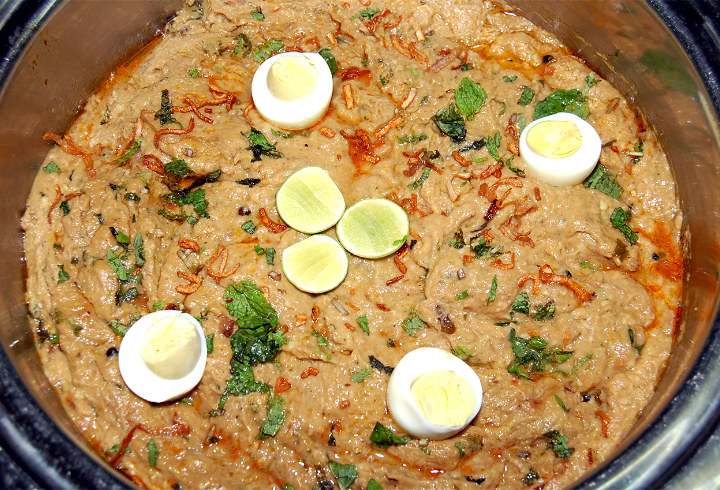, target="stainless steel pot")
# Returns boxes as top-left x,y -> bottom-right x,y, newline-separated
0,1 -> 718,488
